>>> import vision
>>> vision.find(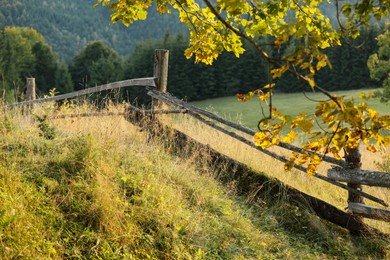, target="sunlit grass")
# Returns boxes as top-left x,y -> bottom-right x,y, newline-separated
0,100 -> 388,258
169,114 -> 390,234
